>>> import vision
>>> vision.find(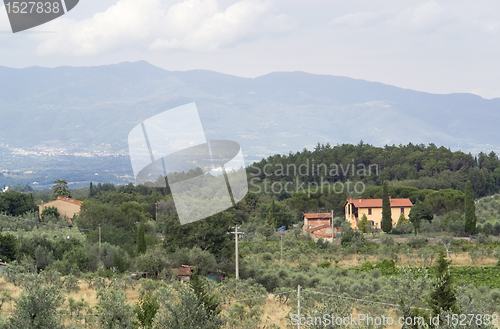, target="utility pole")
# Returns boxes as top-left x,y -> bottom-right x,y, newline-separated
331,210 -> 334,243
280,228 -> 283,263
297,285 -> 301,329
155,201 -> 158,222
228,226 -> 244,279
